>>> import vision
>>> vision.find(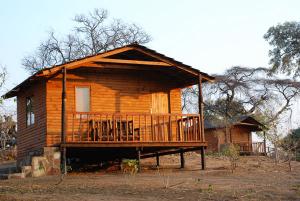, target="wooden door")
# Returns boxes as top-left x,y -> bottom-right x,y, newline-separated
151,92 -> 169,141
151,92 -> 169,114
